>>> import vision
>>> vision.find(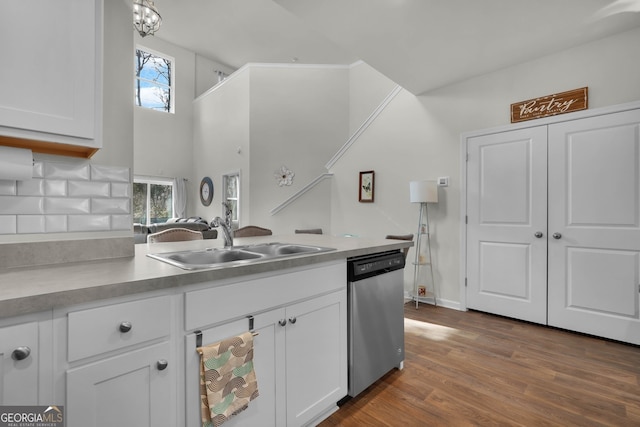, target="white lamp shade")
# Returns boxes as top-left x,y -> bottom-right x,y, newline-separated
410,180 -> 438,203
